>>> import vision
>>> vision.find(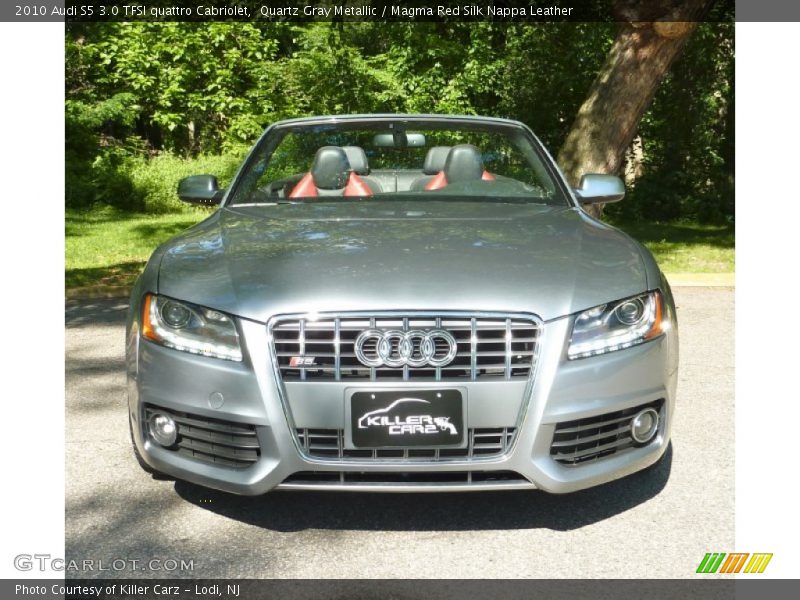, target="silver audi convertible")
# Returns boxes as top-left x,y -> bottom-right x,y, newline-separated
126,115 -> 678,494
